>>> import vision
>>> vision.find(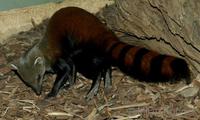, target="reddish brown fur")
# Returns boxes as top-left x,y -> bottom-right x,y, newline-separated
141,51 -> 160,75
124,47 -> 142,69
161,56 -> 175,78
